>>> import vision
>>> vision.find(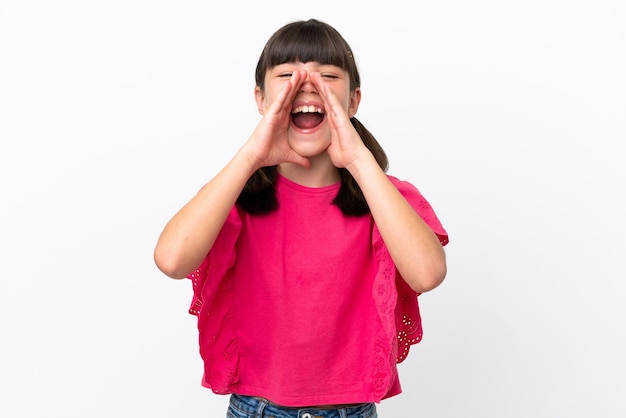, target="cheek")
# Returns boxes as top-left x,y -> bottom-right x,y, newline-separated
261,88 -> 281,109
336,89 -> 354,110
339,95 -> 353,112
